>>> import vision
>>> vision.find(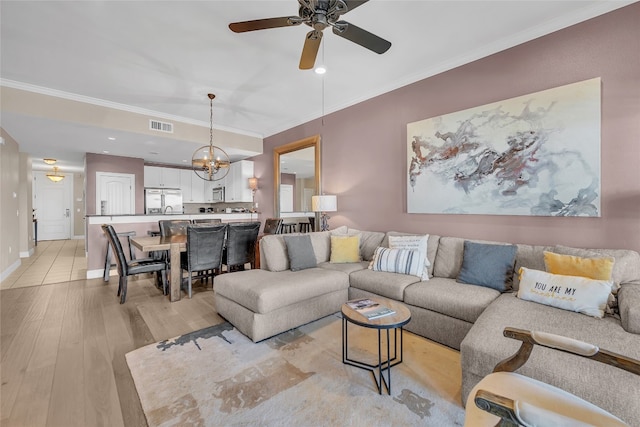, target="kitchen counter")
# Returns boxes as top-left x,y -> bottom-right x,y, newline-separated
87,212 -> 255,225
